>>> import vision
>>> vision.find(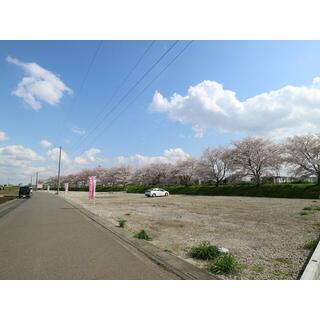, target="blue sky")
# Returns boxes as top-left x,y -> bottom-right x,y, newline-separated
2,40 -> 320,183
